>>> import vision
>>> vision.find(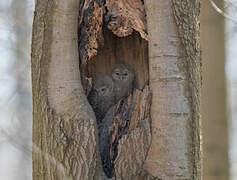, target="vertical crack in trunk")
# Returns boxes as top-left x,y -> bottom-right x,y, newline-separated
78,0 -> 151,179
